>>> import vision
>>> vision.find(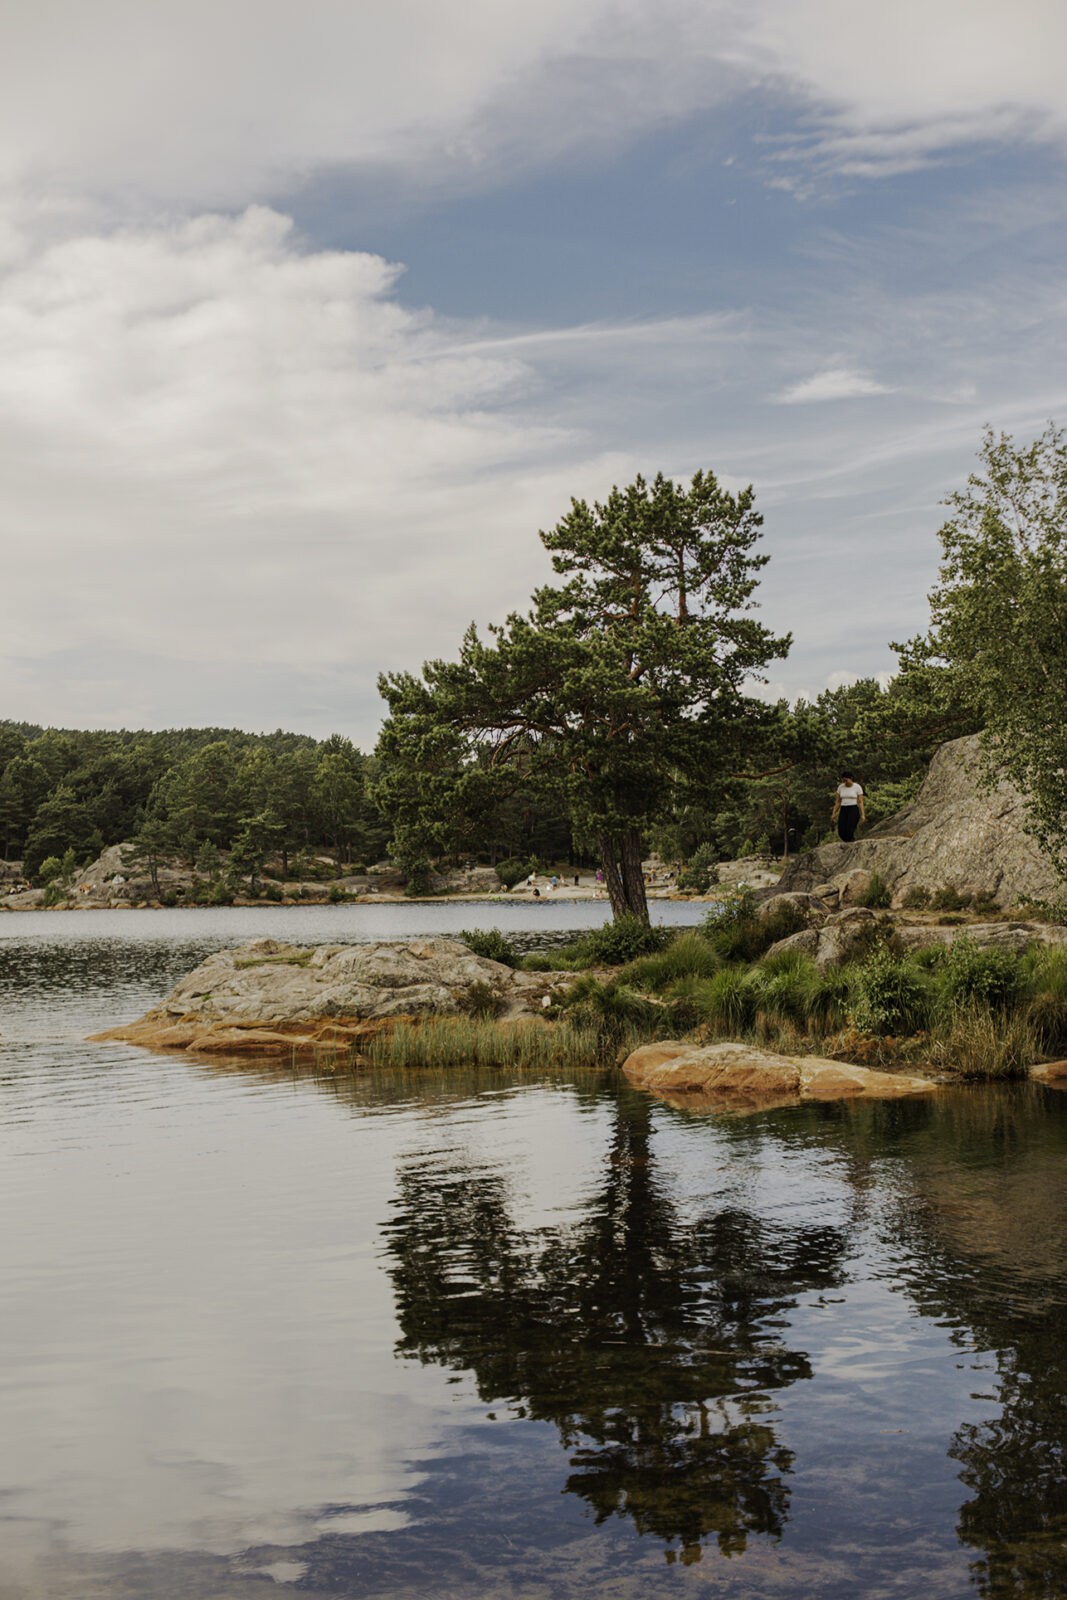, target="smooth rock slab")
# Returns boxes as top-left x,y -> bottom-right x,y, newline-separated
622,1040 -> 937,1112
92,936 -> 545,1056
